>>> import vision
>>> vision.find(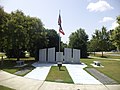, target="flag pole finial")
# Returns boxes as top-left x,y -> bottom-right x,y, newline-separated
59,10 -> 61,14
